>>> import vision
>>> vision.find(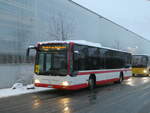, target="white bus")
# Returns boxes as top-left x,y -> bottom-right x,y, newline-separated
27,40 -> 132,90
